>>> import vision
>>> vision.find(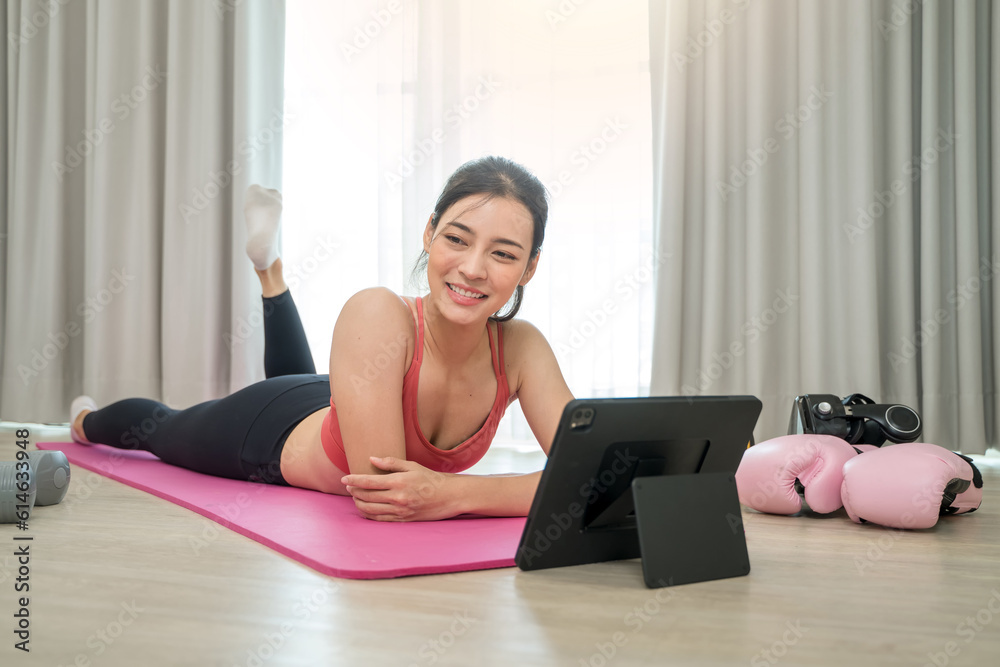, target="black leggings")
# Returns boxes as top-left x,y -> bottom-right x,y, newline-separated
81,290 -> 331,485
